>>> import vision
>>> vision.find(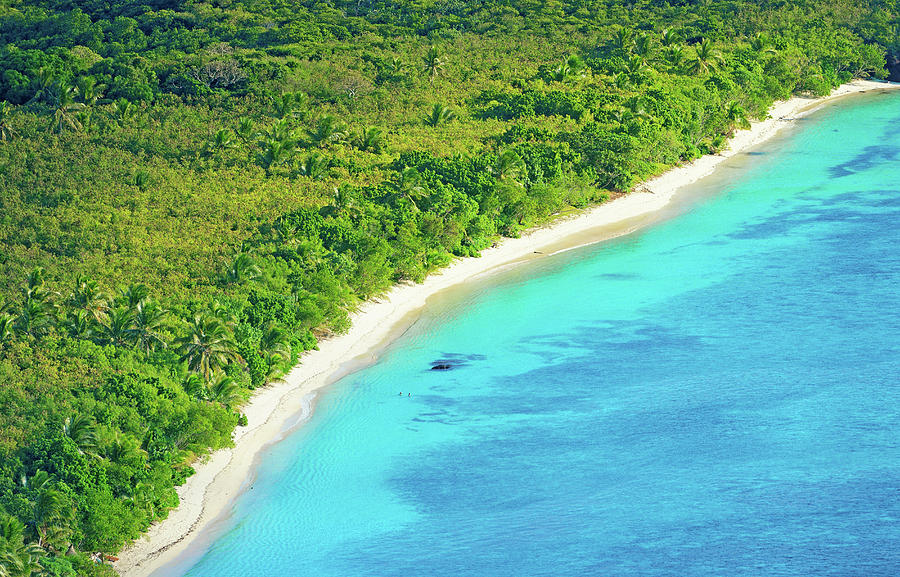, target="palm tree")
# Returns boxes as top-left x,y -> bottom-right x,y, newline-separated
633,33 -> 654,61
273,91 -> 309,119
48,84 -> 85,134
111,98 -> 134,126
353,126 -> 384,153
98,306 -> 135,347
75,109 -> 96,134
62,309 -> 93,339
0,102 -> 17,142
550,55 -> 584,83
0,513 -> 45,577
292,91 -> 310,115
661,28 -> 682,47
273,93 -> 296,118
224,254 -> 262,284
392,167 -> 428,210
424,103 -> 455,127
623,54 -> 650,84
297,152 -> 328,180
491,150 -> 527,185
19,471 -> 50,493
176,315 -> 239,382
118,283 -> 150,309
307,115 -> 348,148
726,101 -> 751,130
255,120 -> 296,170
0,314 -> 14,344
210,300 -> 237,328
125,481 -> 162,517
613,72 -> 632,90
63,414 -> 99,456
133,169 -> 151,190
14,300 -> 52,339
260,324 -> 290,361
612,27 -> 635,55
566,54 -> 585,74
129,300 -> 168,353
203,129 -> 237,156
422,46 -> 445,83
261,351 -> 287,384
382,57 -> 407,82
70,276 -> 109,324
663,45 -> 686,72
181,373 -> 206,400
622,96 -> 653,123
18,267 -> 56,337
26,486 -> 71,551
208,374 -> 242,408
688,39 -> 723,75
236,116 -> 255,143
19,473 -> 72,552
750,32 -> 777,55
257,138 -> 296,170
75,76 -> 105,105
607,100 -> 649,129
0,299 -> 14,342
27,68 -> 56,105
263,118 -> 293,143
291,91 -> 310,117
320,186 -> 359,219
103,432 -> 147,468
24,268 -> 51,304
549,61 -> 572,83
